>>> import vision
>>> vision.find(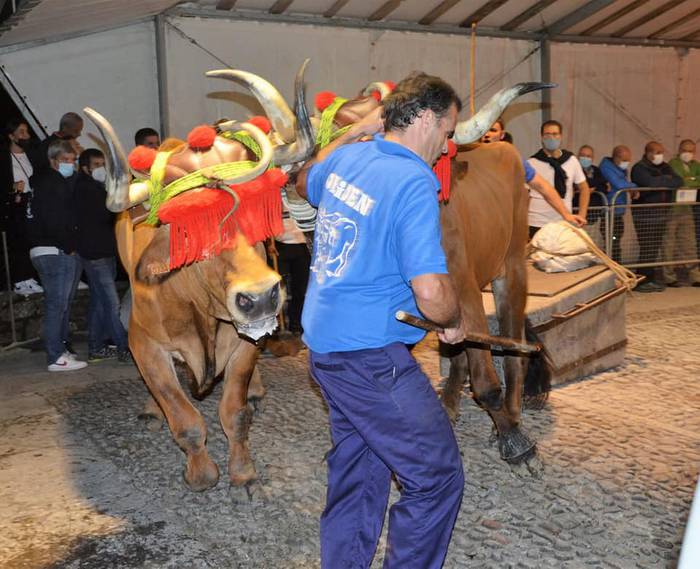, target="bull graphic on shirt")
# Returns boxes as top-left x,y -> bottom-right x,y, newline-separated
312,208 -> 358,284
